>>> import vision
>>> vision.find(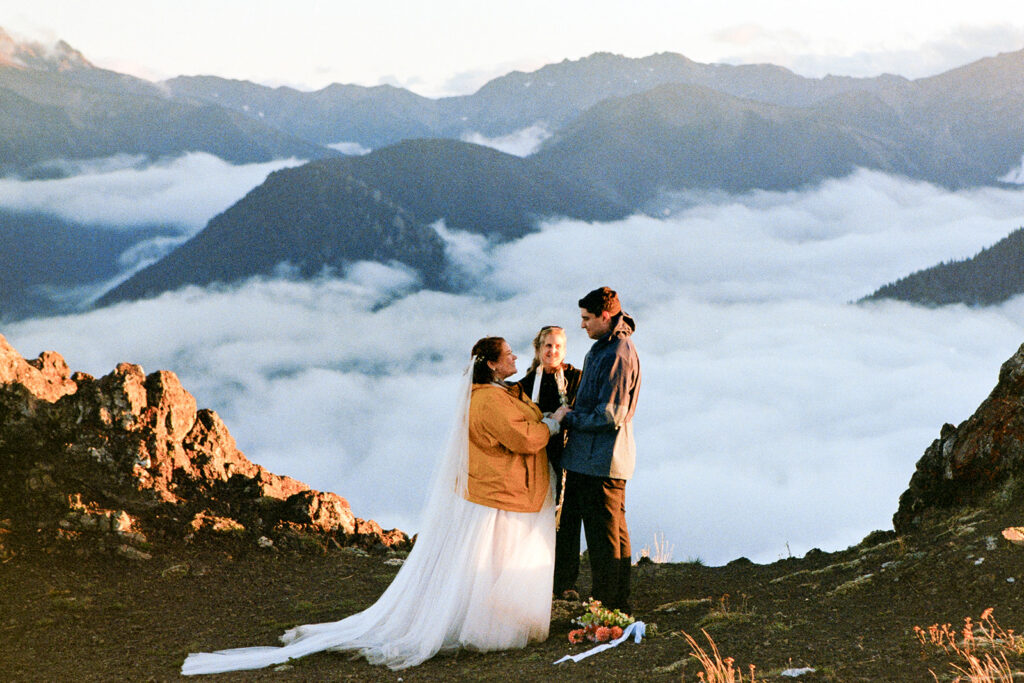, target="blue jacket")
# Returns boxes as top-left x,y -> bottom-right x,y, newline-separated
561,312 -> 640,479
